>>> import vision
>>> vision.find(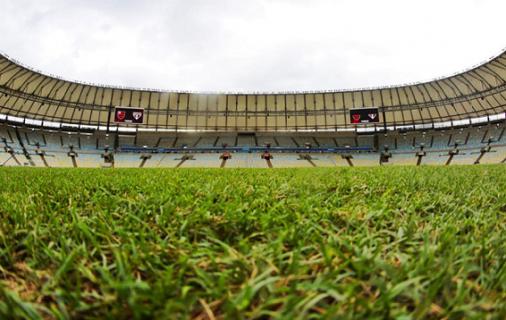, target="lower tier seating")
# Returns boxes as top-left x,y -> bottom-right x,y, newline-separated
1,122 -> 504,168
